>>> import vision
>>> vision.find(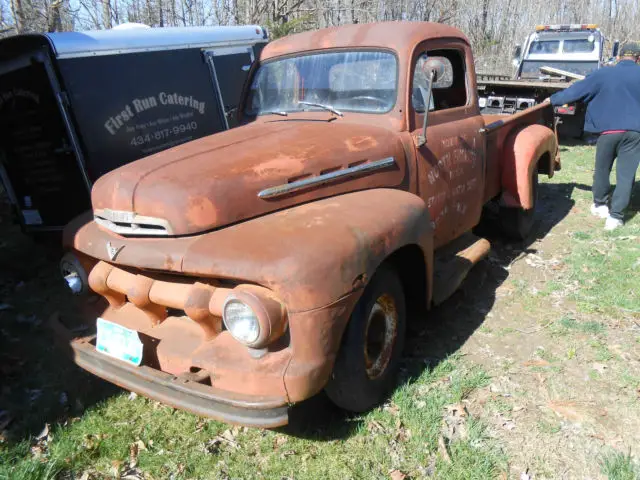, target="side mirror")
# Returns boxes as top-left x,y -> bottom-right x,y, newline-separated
612,40 -> 620,58
513,44 -> 522,60
417,70 -> 436,147
414,55 -> 453,147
